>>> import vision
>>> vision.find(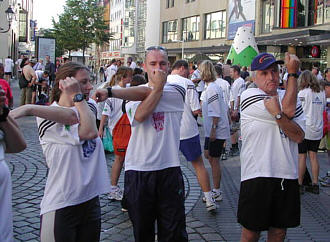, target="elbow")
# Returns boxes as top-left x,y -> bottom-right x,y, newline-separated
80,132 -> 98,141
7,141 -> 27,153
134,115 -> 145,123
